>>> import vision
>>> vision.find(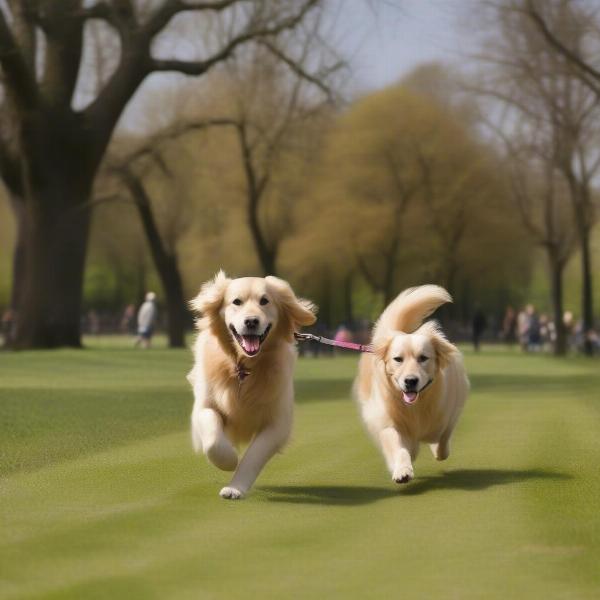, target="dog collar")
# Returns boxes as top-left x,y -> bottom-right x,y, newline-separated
418,378 -> 434,393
